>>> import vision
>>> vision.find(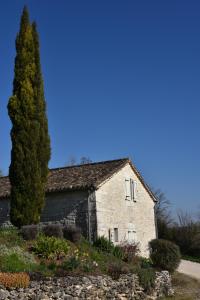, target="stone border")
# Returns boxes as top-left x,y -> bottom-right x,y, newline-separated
0,271 -> 174,300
